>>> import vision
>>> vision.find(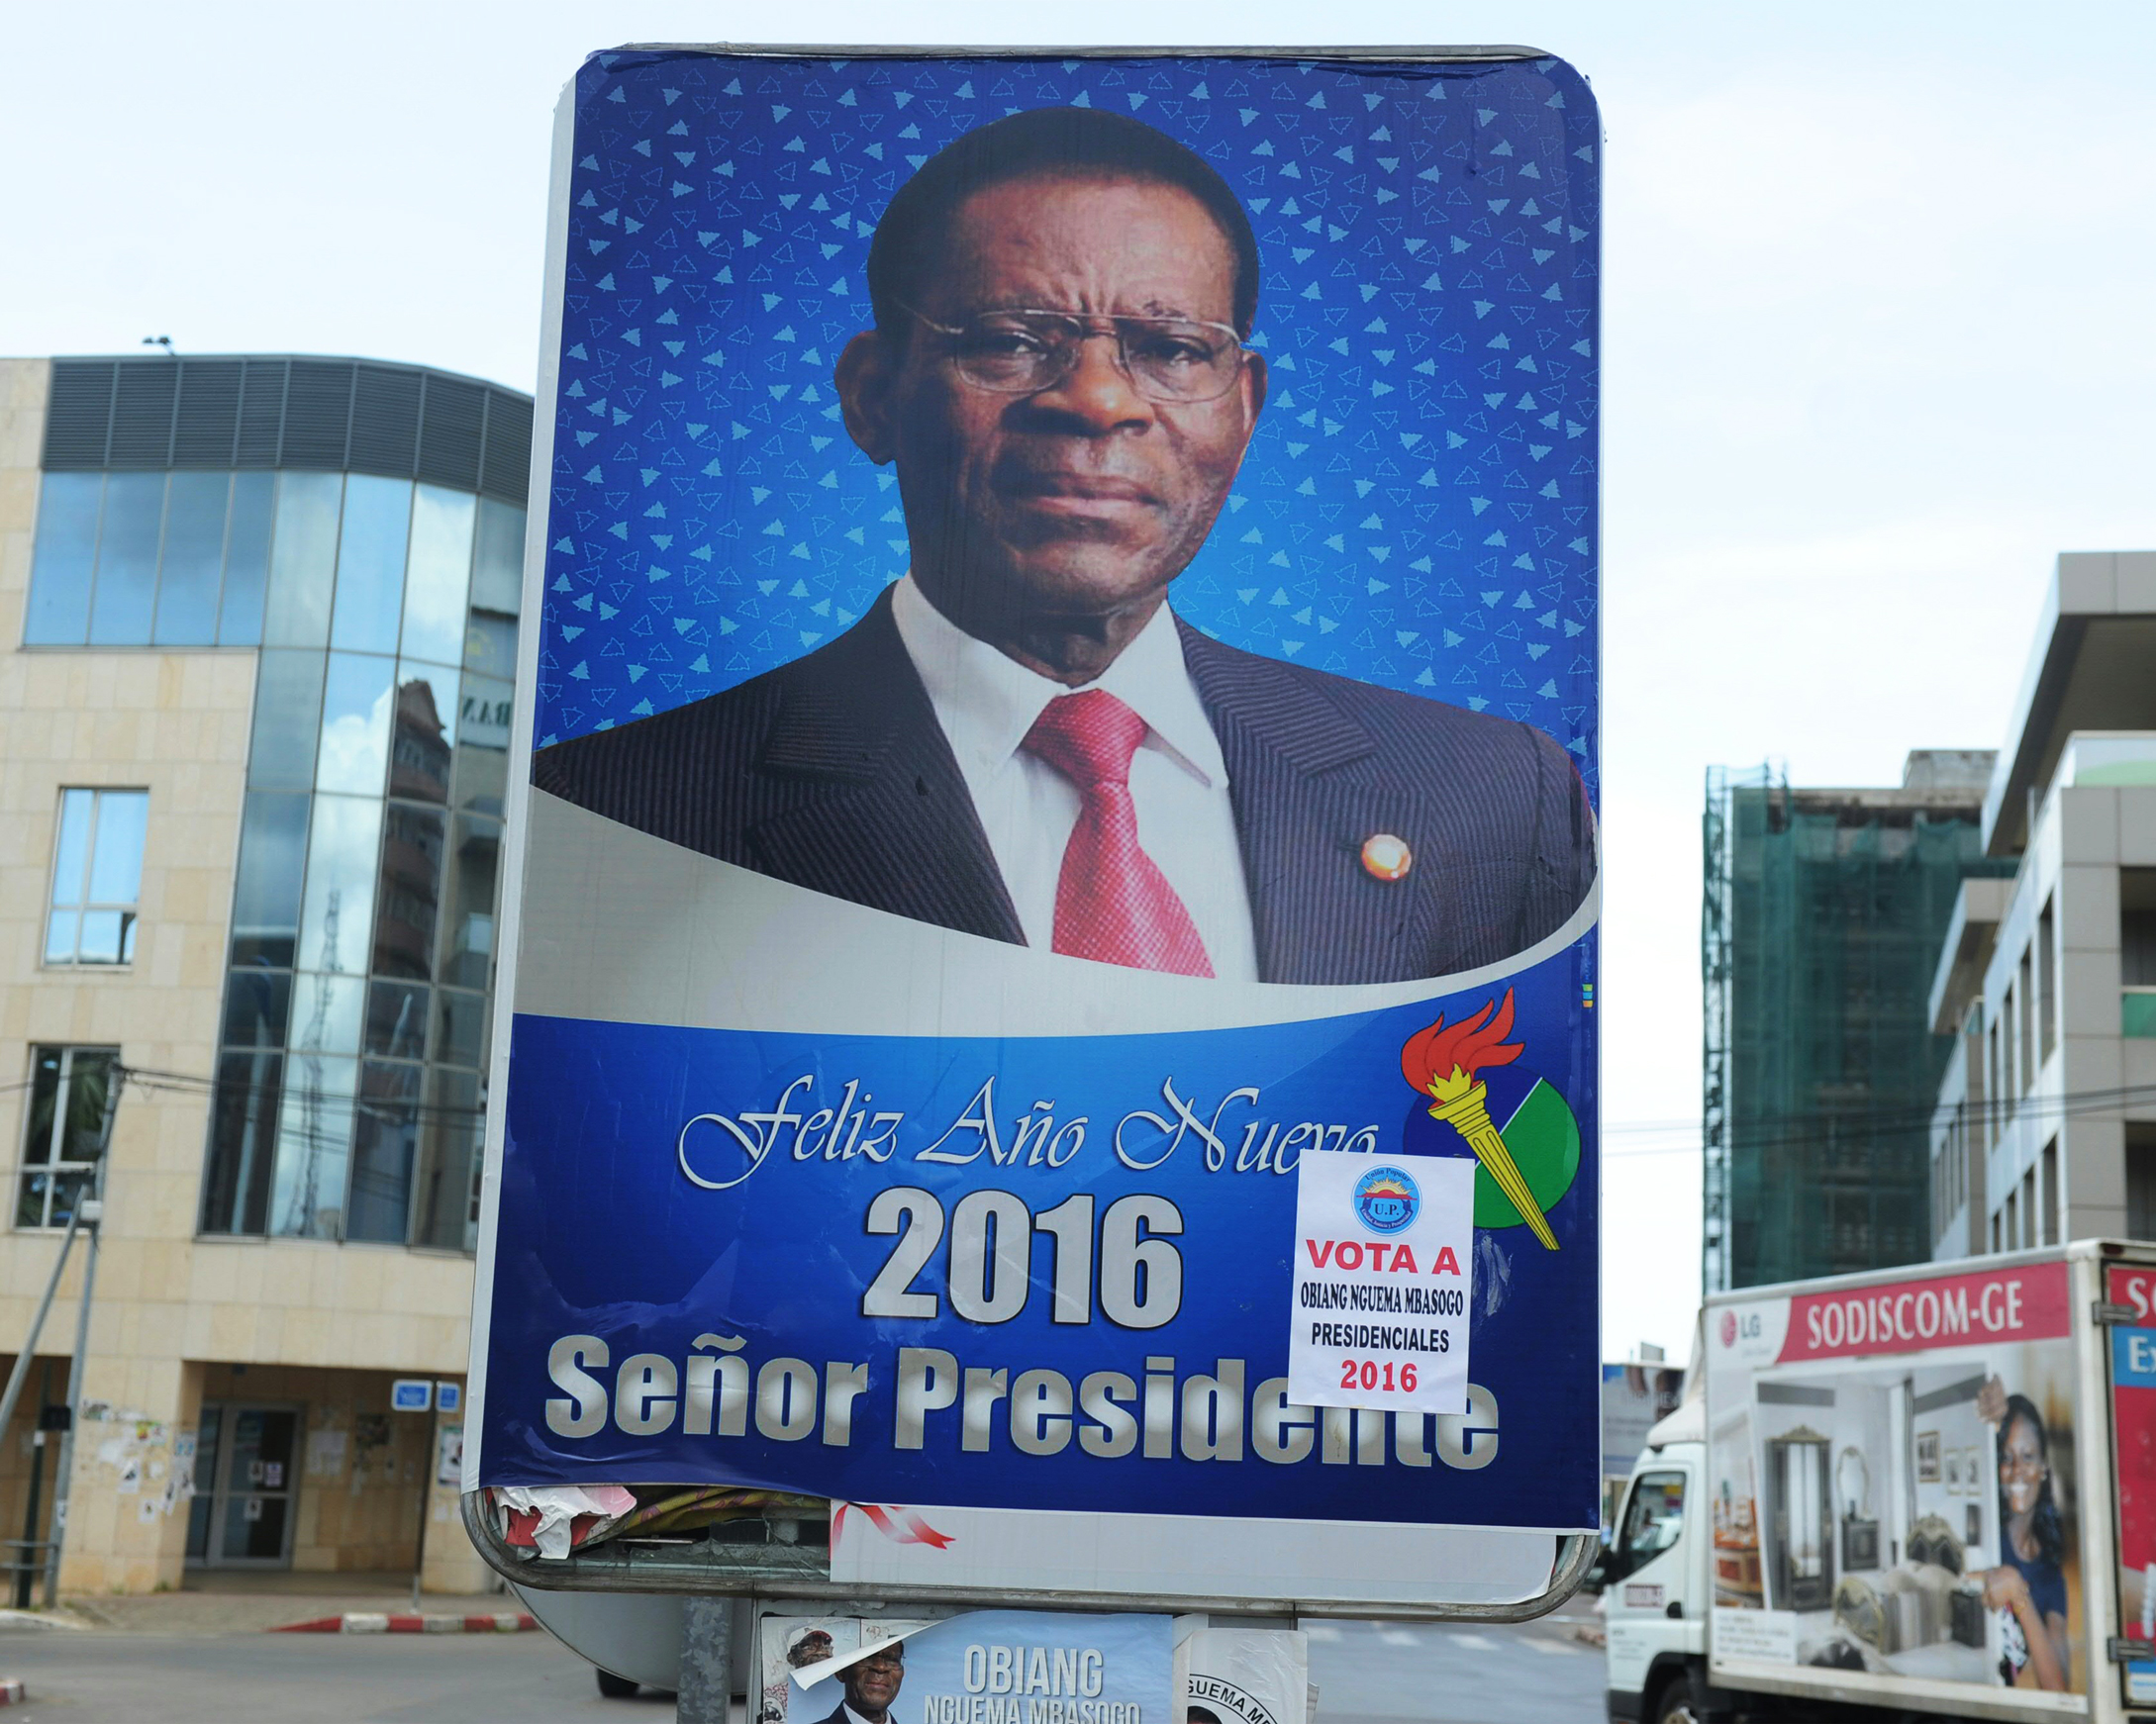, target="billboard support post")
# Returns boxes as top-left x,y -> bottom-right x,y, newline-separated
676,1595 -> 737,1724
